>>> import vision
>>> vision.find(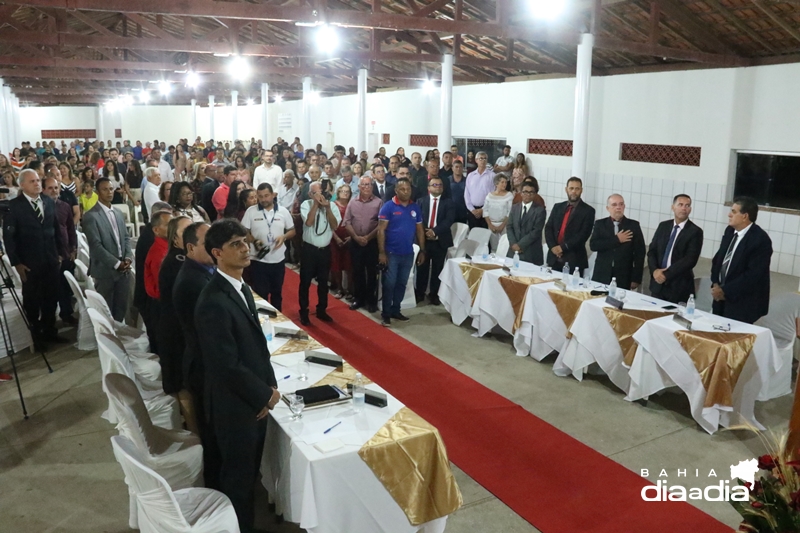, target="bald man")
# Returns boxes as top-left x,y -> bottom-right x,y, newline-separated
589,193 -> 646,290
